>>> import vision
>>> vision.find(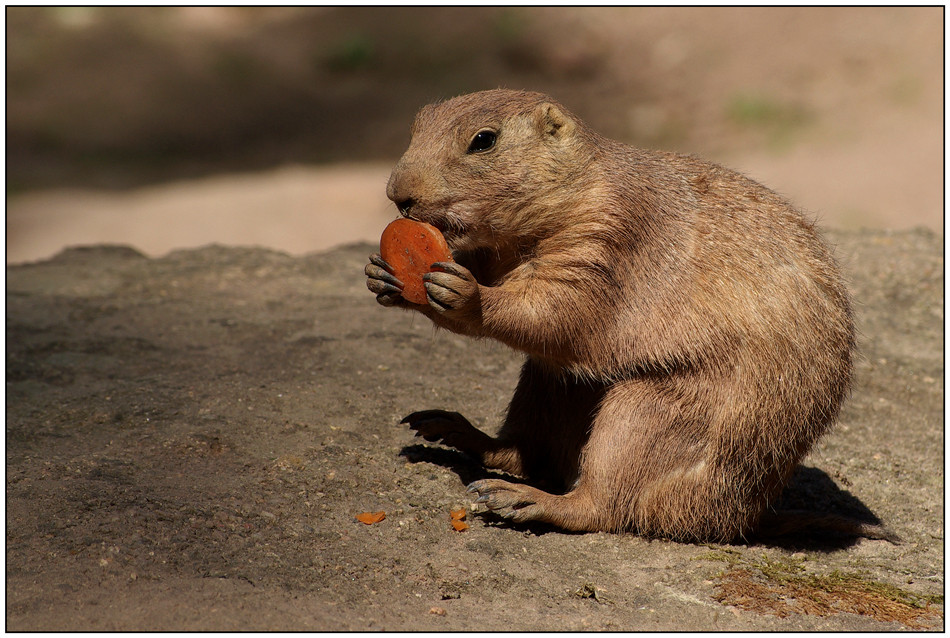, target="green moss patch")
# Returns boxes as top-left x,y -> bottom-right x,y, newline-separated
700,550 -> 943,629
